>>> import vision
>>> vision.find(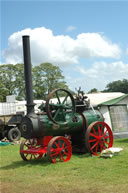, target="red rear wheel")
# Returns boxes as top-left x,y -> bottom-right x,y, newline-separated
47,136 -> 72,164
20,139 -> 43,161
85,121 -> 113,156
